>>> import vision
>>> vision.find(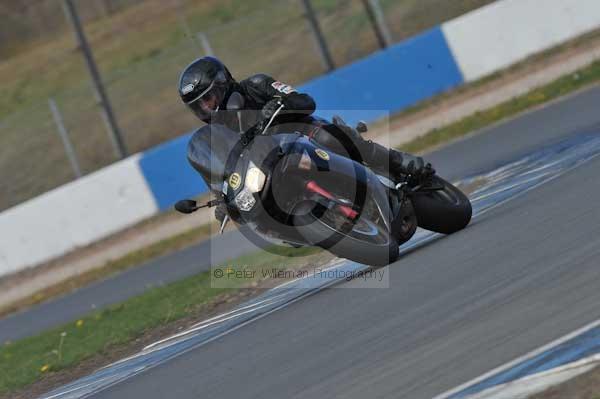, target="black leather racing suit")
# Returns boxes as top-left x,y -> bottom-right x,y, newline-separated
200,73 -> 316,130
